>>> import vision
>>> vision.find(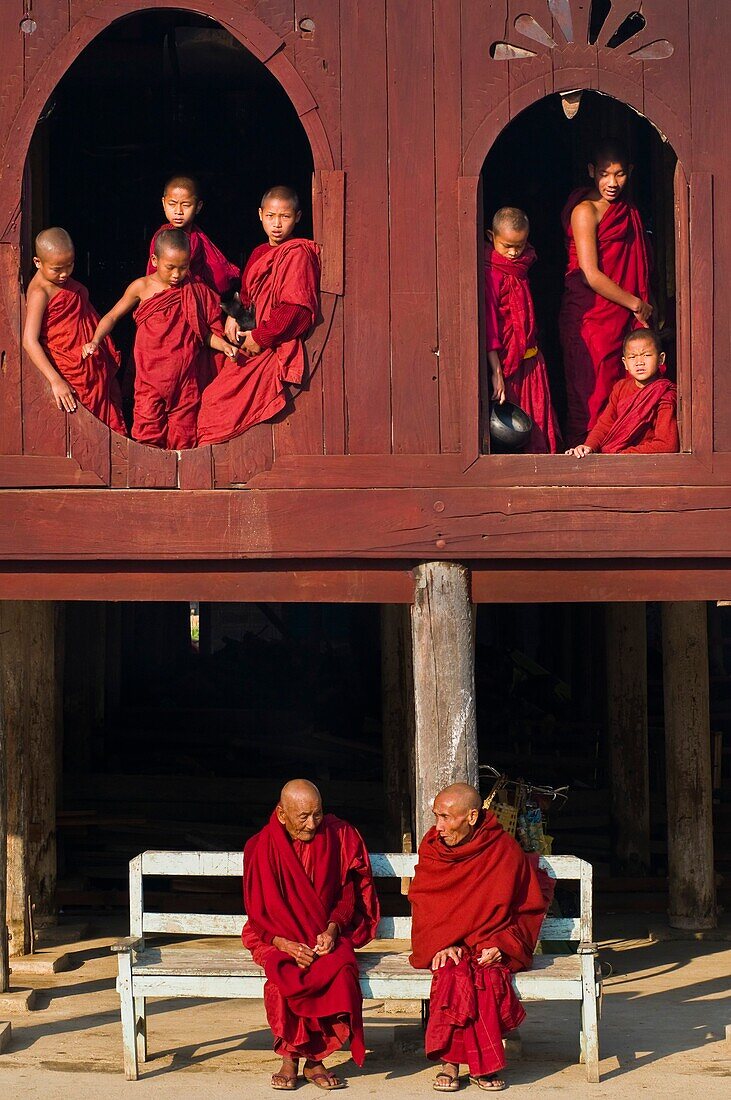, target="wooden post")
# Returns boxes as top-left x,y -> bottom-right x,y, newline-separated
380,604 -> 414,850
0,603 -> 31,956
411,563 -> 478,843
27,602 -> 58,926
0,628 -> 8,991
661,601 -> 716,929
605,603 -> 650,873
